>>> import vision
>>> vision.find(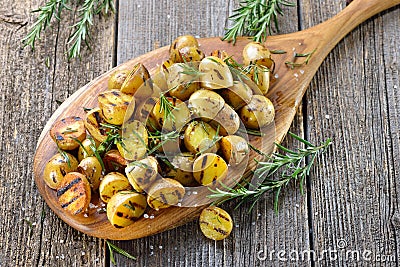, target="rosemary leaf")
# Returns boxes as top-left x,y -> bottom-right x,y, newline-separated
106,240 -> 136,264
